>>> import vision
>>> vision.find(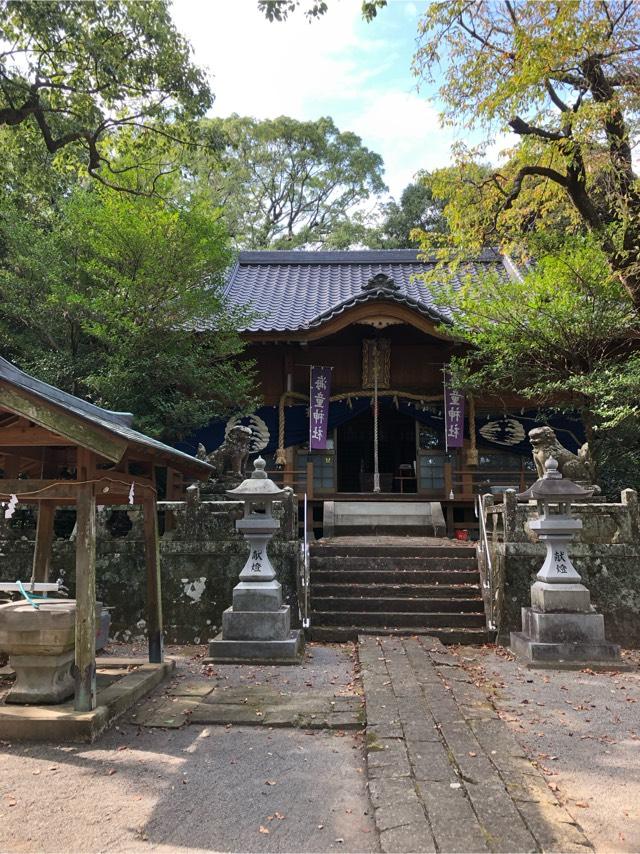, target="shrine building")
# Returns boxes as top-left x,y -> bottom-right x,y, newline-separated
186,249 -> 582,536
